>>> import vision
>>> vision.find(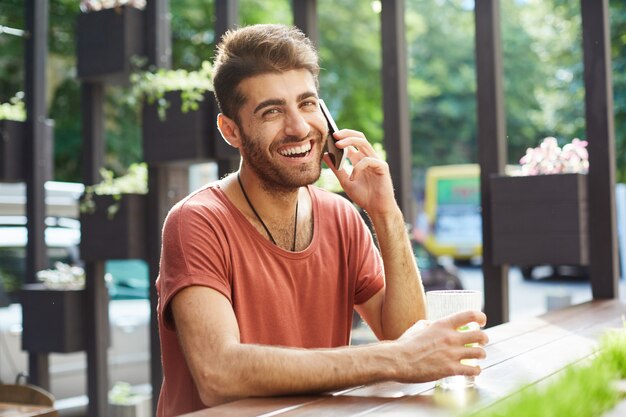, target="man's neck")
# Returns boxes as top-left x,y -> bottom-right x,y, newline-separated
235,171 -> 300,212
220,172 -> 314,251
